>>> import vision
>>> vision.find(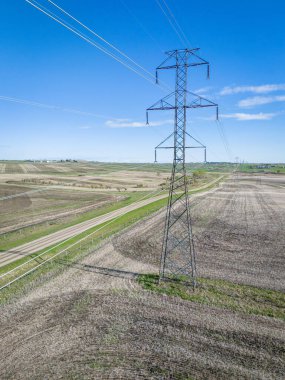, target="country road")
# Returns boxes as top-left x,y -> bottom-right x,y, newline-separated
0,193 -> 168,267
0,175 -> 224,268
